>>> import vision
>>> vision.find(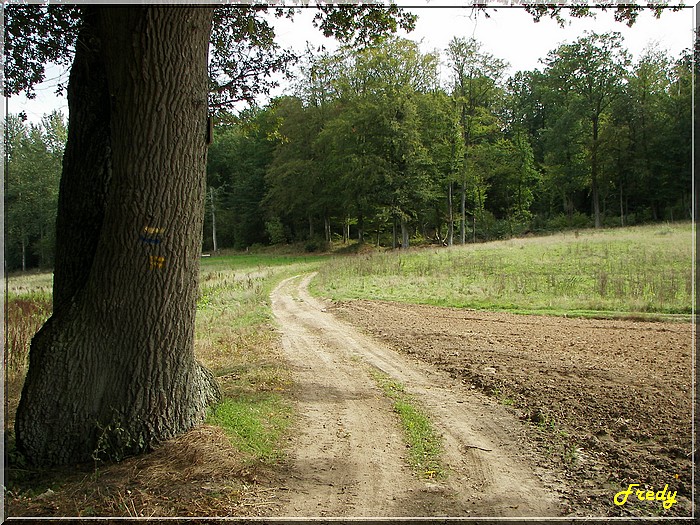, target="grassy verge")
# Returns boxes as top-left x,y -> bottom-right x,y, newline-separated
206,396 -> 291,463
369,369 -> 443,479
195,253 -> 324,462
4,288 -> 53,430
4,254 -> 323,517
311,223 -> 693,318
